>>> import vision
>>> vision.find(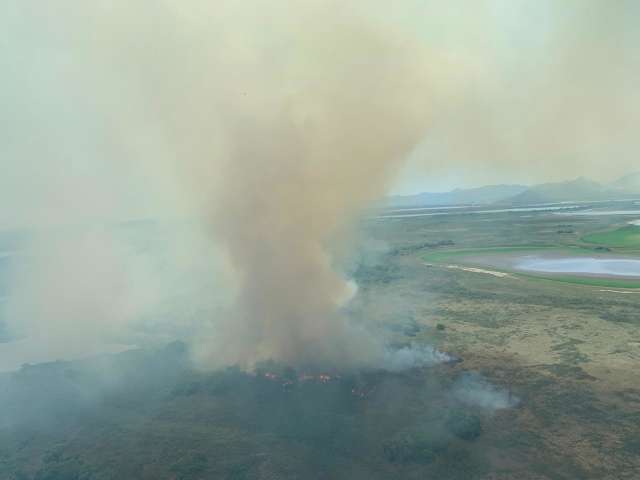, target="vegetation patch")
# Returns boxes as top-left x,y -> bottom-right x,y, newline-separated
582,225 -> 640,248
517,272 -> 640,289
422,245 -> 560,263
